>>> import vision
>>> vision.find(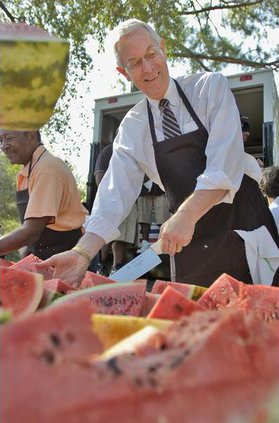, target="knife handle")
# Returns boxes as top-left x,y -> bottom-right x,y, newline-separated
150,239 -> 162,255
